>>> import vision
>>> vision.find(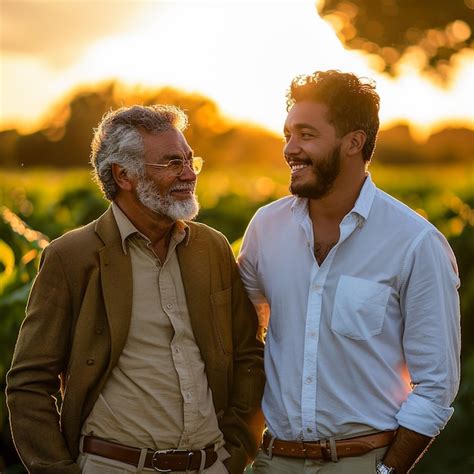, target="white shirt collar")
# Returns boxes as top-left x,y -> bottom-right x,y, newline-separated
289,173 -> 377,223
352,173 -> 376,221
